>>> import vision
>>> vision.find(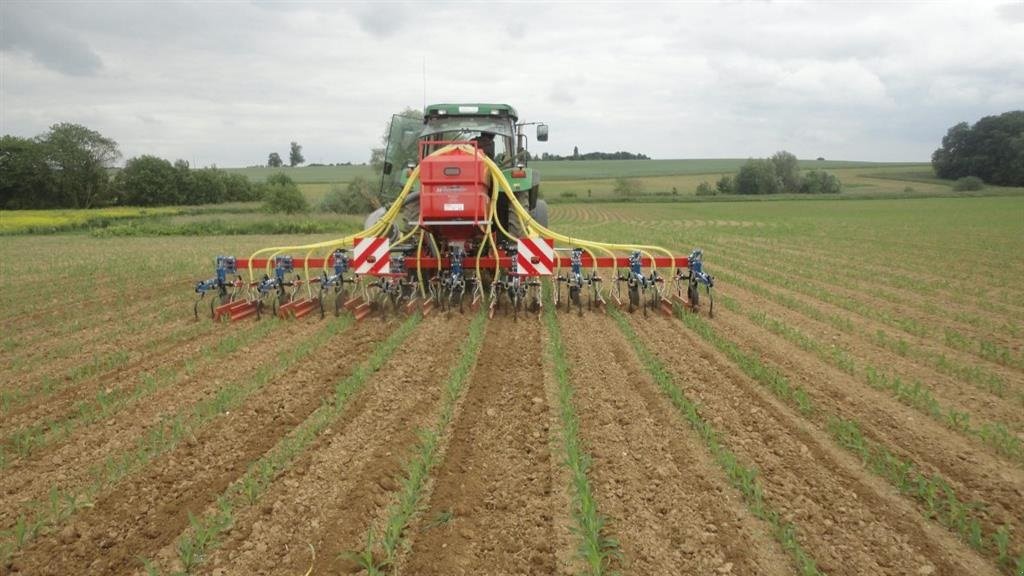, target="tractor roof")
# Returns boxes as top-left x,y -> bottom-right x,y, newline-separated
424,103 -> 518,121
